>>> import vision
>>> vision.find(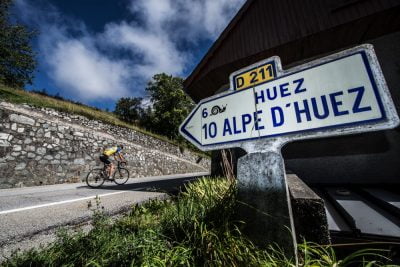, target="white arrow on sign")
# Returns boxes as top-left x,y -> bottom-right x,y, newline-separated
180,45 -> 399,151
